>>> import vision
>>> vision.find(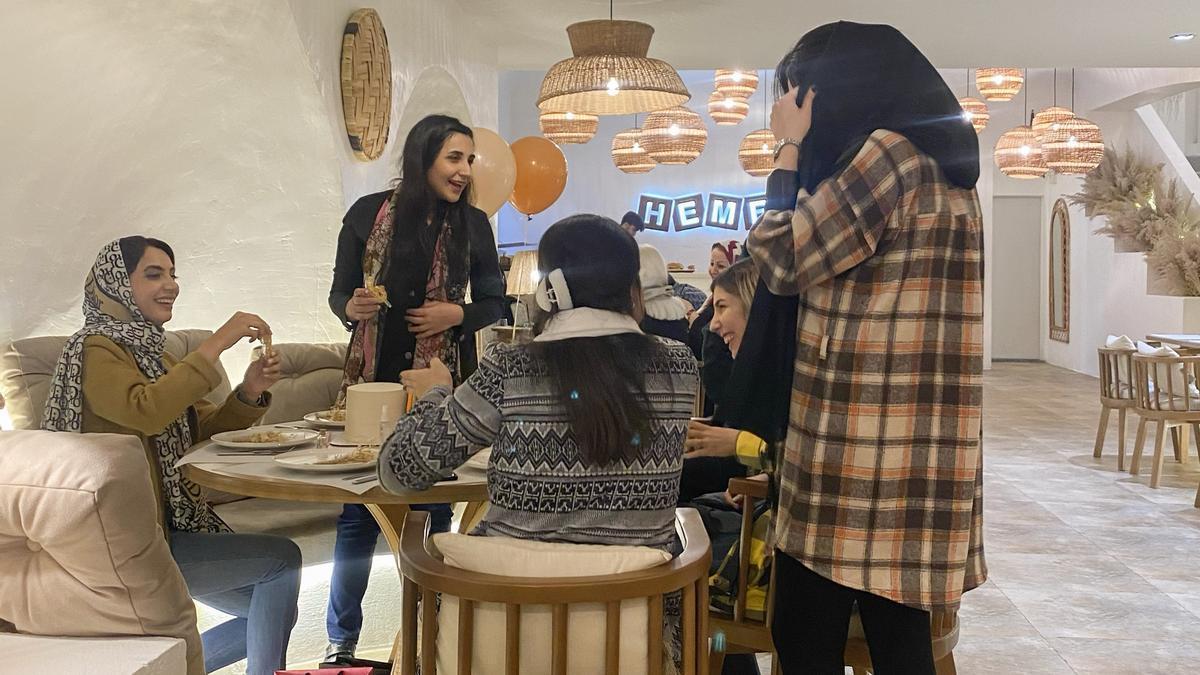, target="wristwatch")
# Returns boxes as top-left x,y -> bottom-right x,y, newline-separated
773,137 -> 803,161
